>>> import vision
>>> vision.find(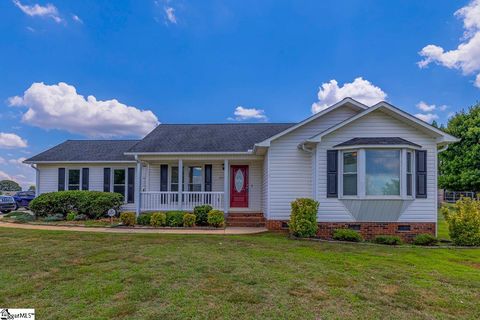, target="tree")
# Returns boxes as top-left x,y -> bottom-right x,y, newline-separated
431,120 -> 439,128
28,185 -> 36,191
438,103 -> 480,192
0,180 -> 22,191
